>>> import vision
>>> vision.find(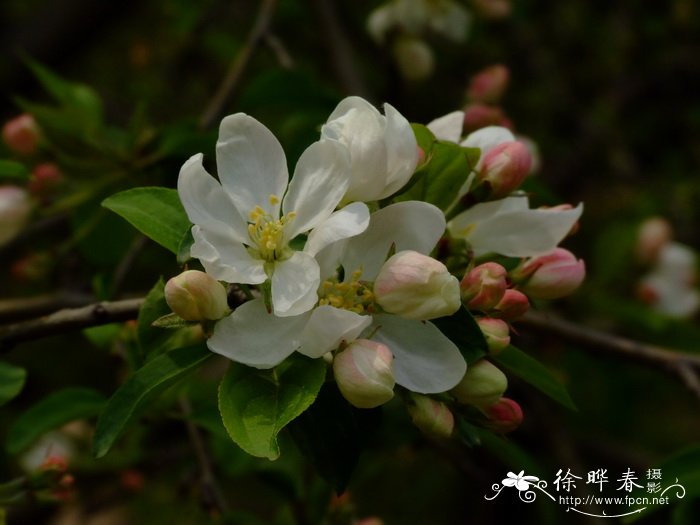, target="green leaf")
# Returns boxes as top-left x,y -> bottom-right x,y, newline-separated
137,278 -> 171,357
219,354 -> 326,460
152,313 -> 197,329
0,160 -> 29,181
176,228 -> 195,264
102,187 -> 190,254
397,140 -> 472,211
433,307 -> 488,364
492,345 -> 577,410
411,123 -> 436,156
288,383 -> 365,493
6,388 -> 106,454
93,344 -> 212,458
0,362 -> 26,406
